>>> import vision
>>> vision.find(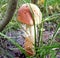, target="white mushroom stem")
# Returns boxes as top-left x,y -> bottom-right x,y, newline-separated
26,25 -> 35,43
21,24 -> 37,44
26,25 -> 38,44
